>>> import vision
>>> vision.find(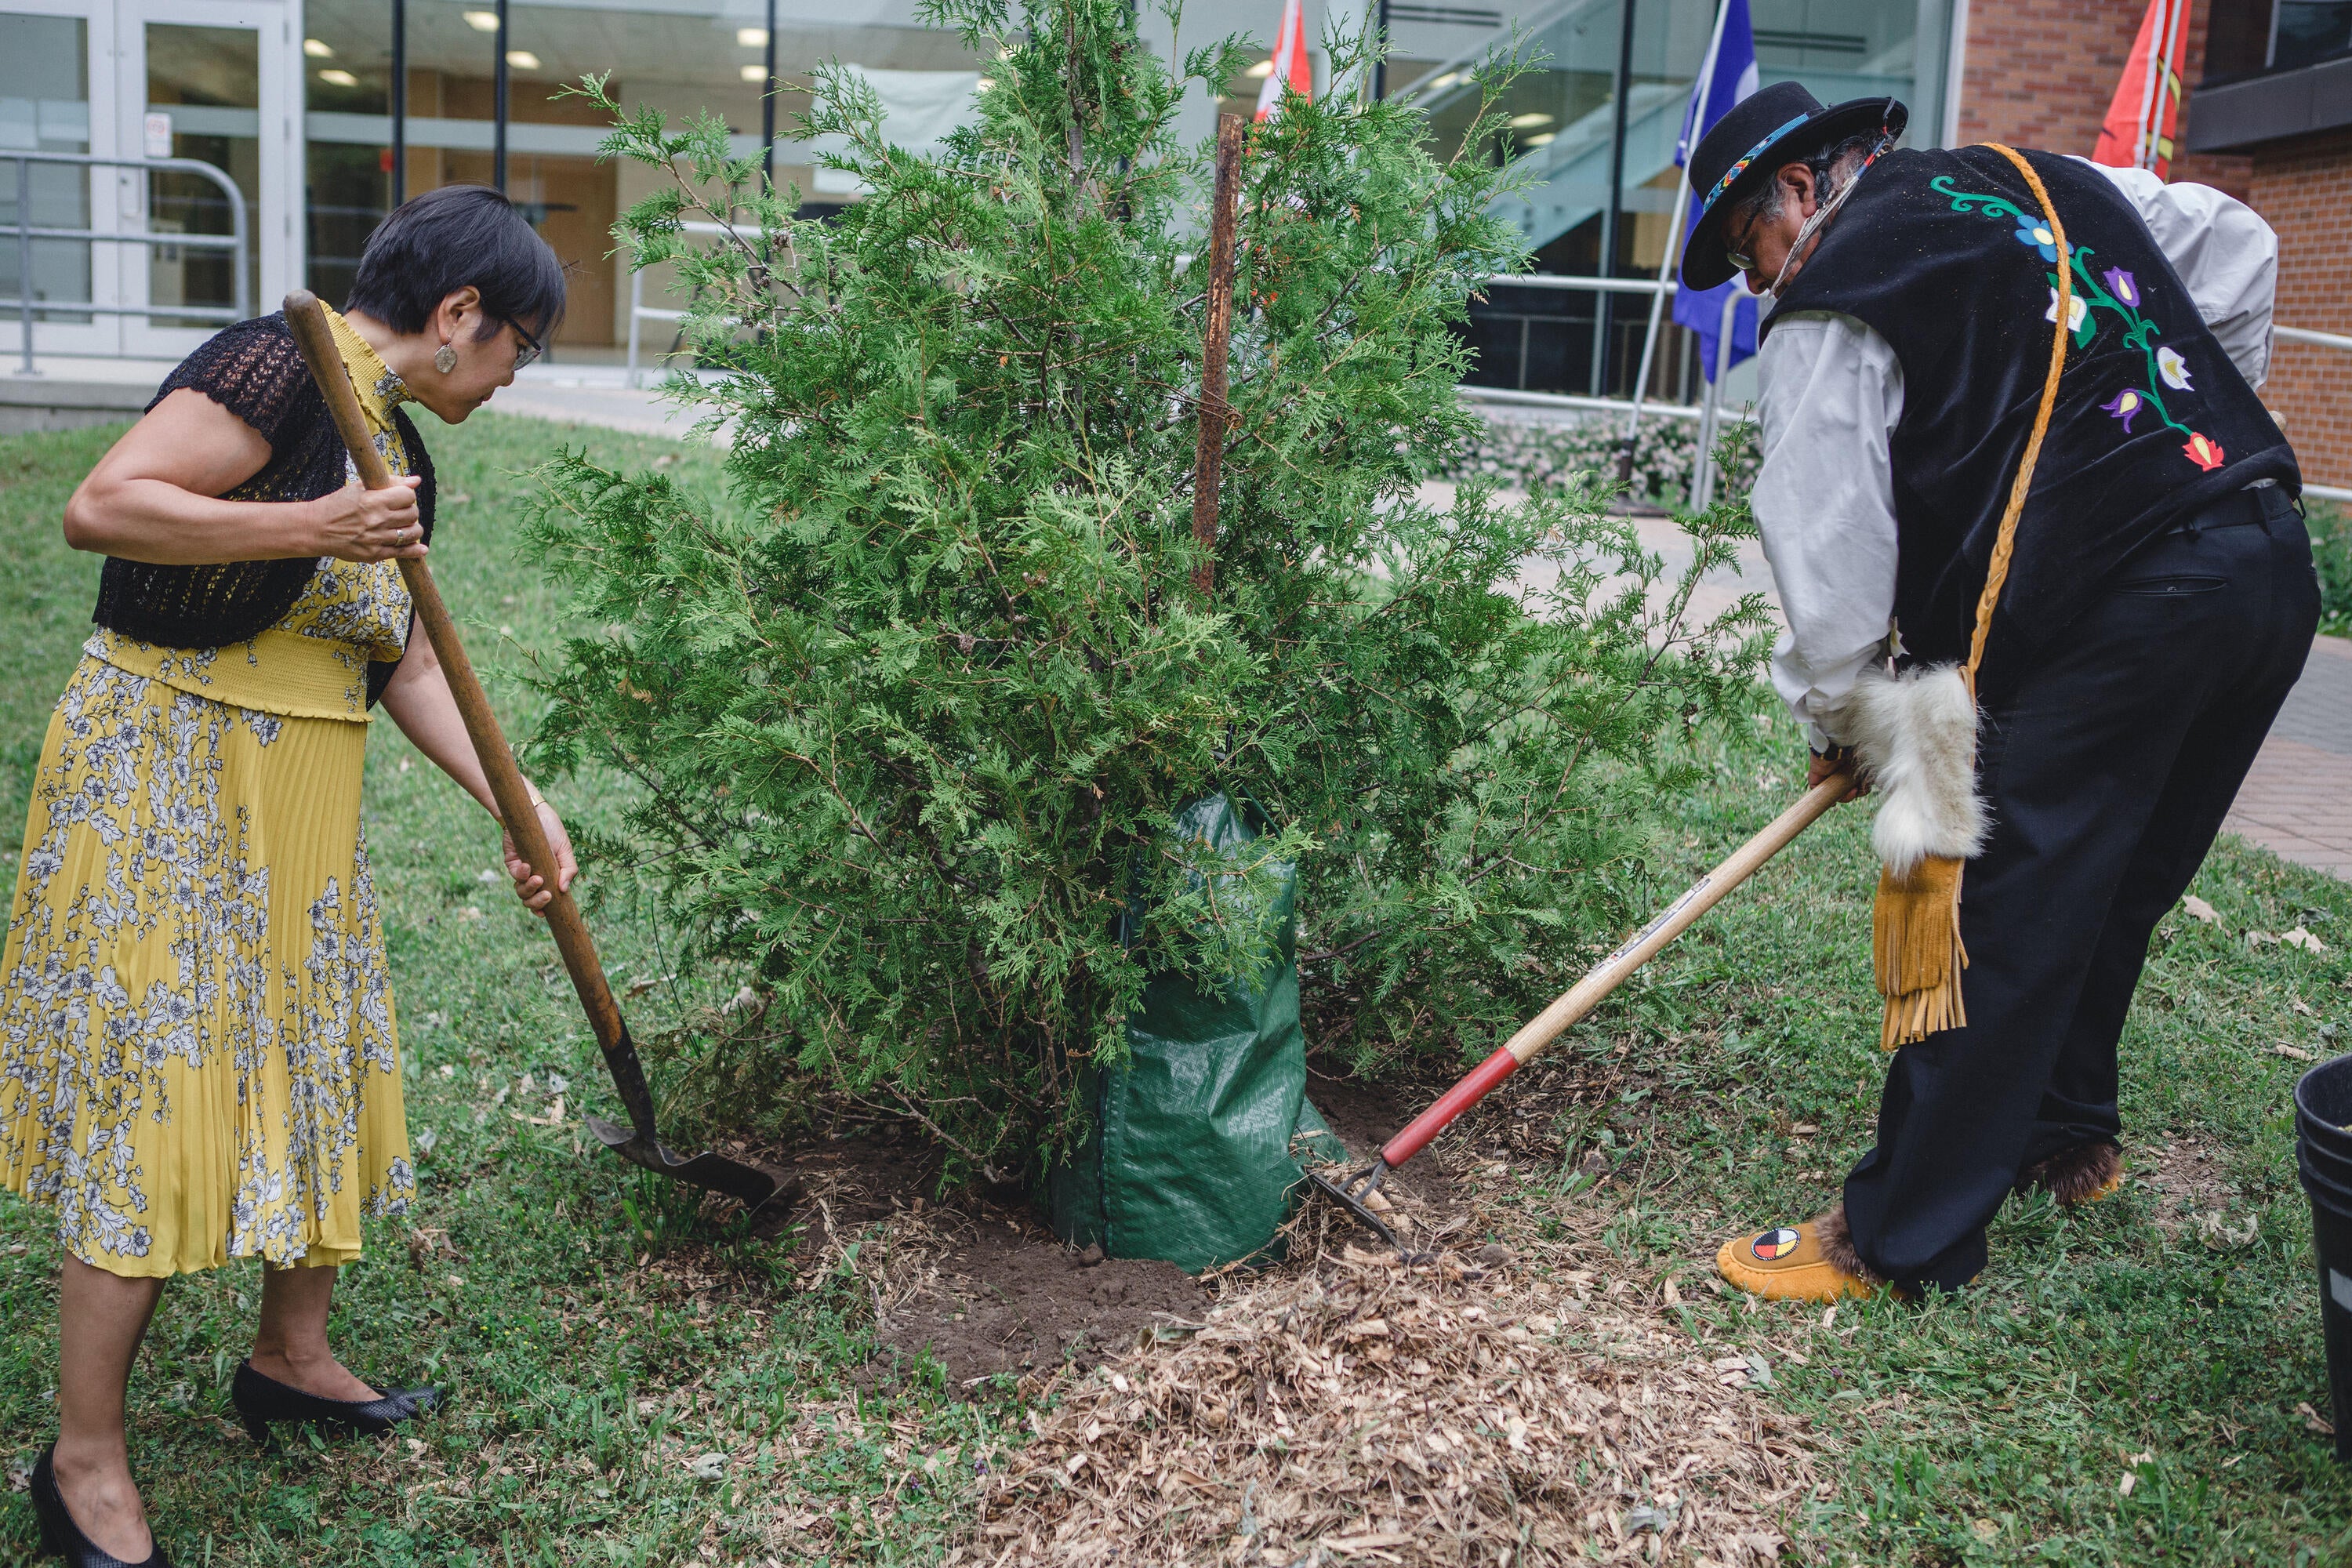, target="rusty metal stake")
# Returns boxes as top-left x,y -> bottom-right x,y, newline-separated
1190,112 -> 1244,595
